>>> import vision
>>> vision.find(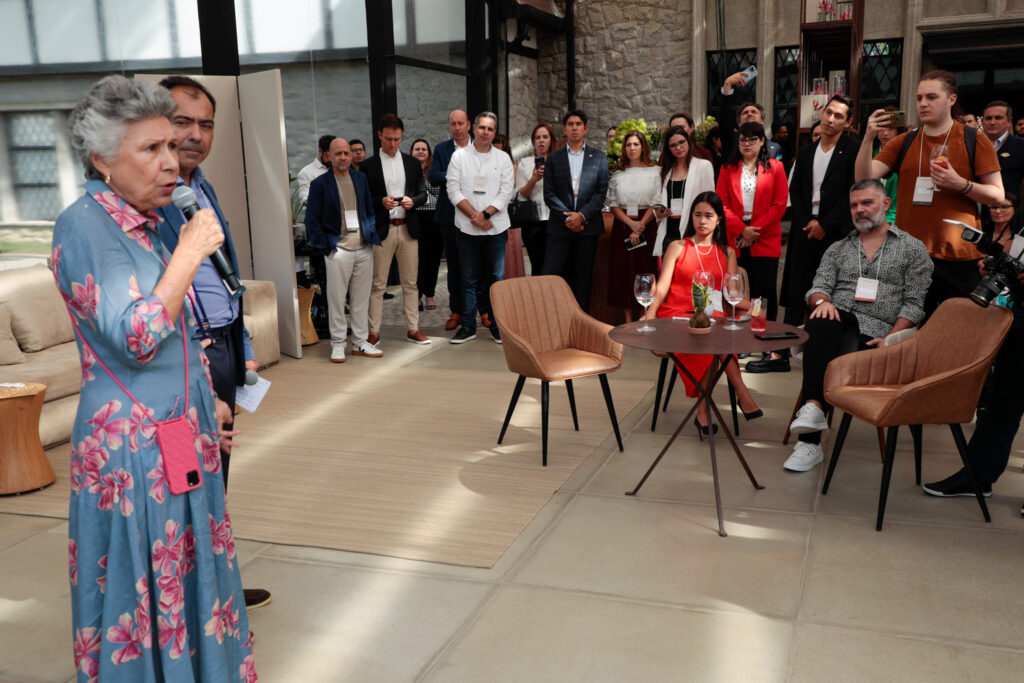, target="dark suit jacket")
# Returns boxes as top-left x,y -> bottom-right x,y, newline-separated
543,145 -> 610,237
154,177 -> 246,386
996,133 -> 1024,200
361,152 -> 428,240
788,134 -> 860,247
429,138 -> 467,225
304,168 -> 380,253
